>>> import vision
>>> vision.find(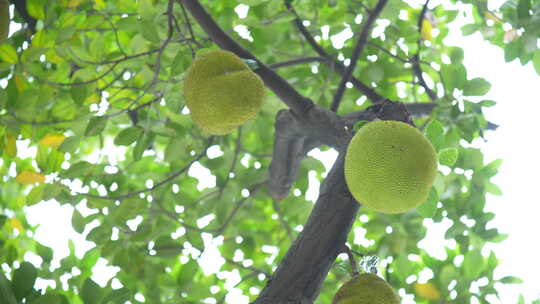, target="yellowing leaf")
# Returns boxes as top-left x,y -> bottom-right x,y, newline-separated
421,19 -> 433,41
8,218 -> 24,232
414,282 -> 441,300
5,135 -> 17,157
16,170 -> 46,185
40,134 -> 66,147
